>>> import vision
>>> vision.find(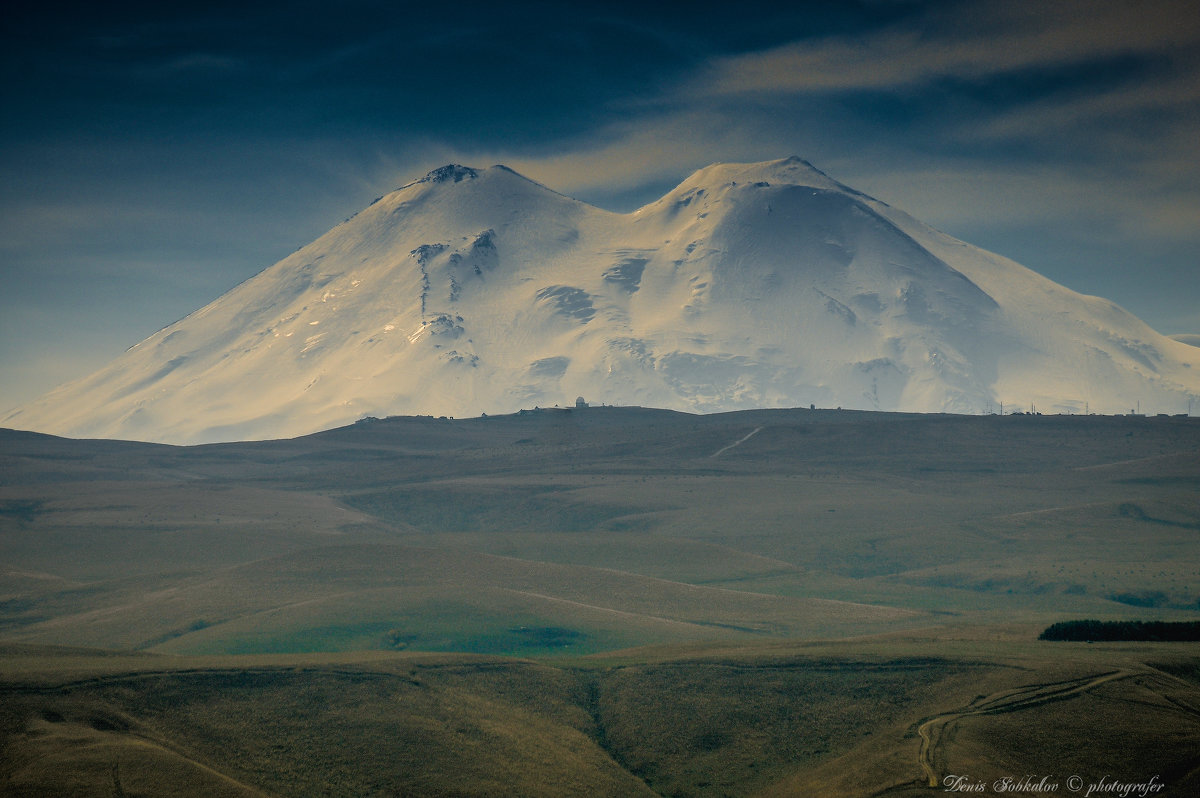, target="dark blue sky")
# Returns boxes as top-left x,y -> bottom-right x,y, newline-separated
3,0 -> 1198,411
